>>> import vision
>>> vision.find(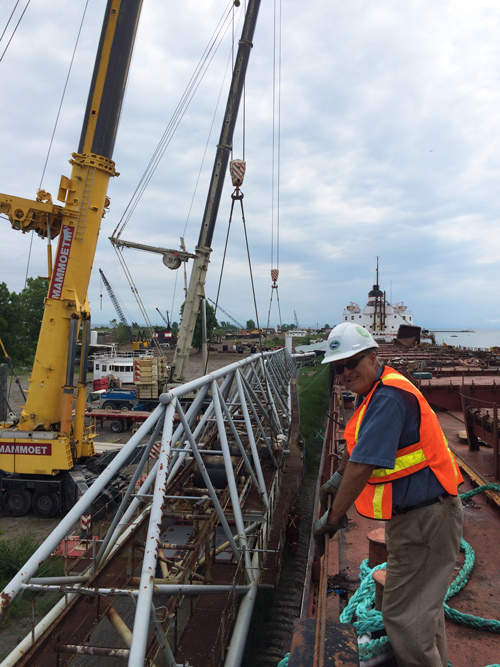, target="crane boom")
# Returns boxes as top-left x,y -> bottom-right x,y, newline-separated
100,269 -> 131,330
156,307 -> 170,328
207,297 -> 244,330
172,0 -> 261,382
0,0 -> 143,476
